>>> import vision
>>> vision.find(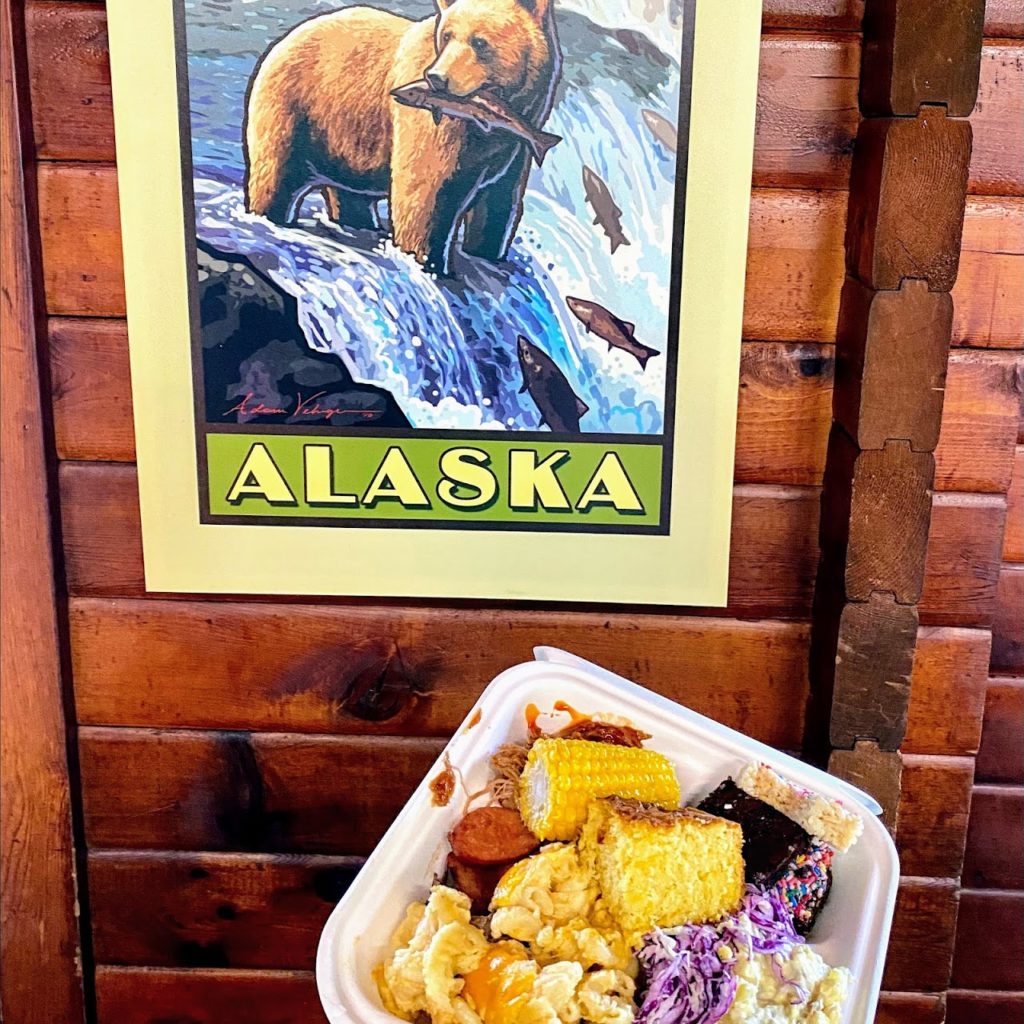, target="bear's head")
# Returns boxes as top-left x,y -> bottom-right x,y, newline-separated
425,0 -> 555,106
